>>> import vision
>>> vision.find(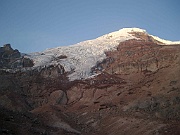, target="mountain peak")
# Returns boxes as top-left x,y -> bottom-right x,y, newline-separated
102,28 -> 180,45
118,27 -> 147,33
9,28 -> 180,81
97,27 -> 146,40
